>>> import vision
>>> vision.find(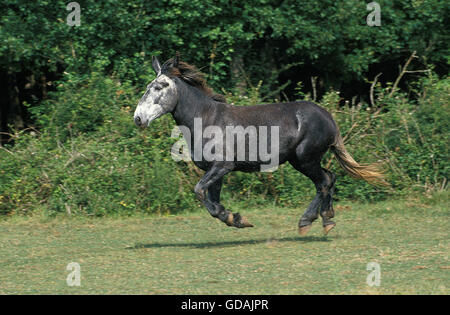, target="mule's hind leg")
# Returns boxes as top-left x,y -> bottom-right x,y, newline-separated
290,160 -> 335,235
320,169 -> 336,235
